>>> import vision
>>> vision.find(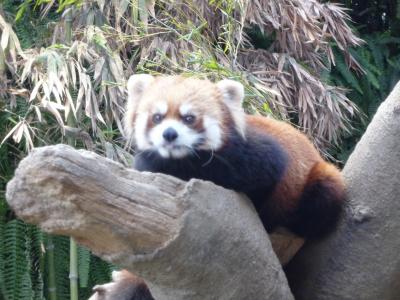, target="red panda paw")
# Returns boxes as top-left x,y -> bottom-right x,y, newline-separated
88,270 -> 154,300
